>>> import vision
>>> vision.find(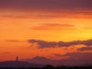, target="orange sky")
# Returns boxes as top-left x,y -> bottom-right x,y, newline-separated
0,0 -> 92,62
